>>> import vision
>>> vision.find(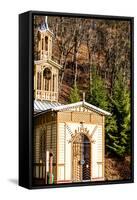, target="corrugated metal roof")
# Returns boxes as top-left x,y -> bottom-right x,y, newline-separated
34,100 -> 111,116
34,100 -> 62,112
